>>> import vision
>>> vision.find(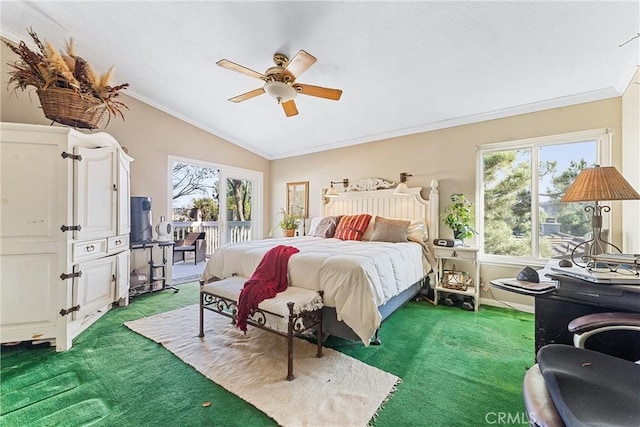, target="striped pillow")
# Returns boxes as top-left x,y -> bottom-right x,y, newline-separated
334,214 -> 372,241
